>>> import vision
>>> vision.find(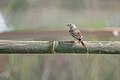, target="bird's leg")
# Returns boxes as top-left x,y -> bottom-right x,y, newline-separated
71,40 -> 78,47
74,40 -> 78,45
72,38 -> 78,45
